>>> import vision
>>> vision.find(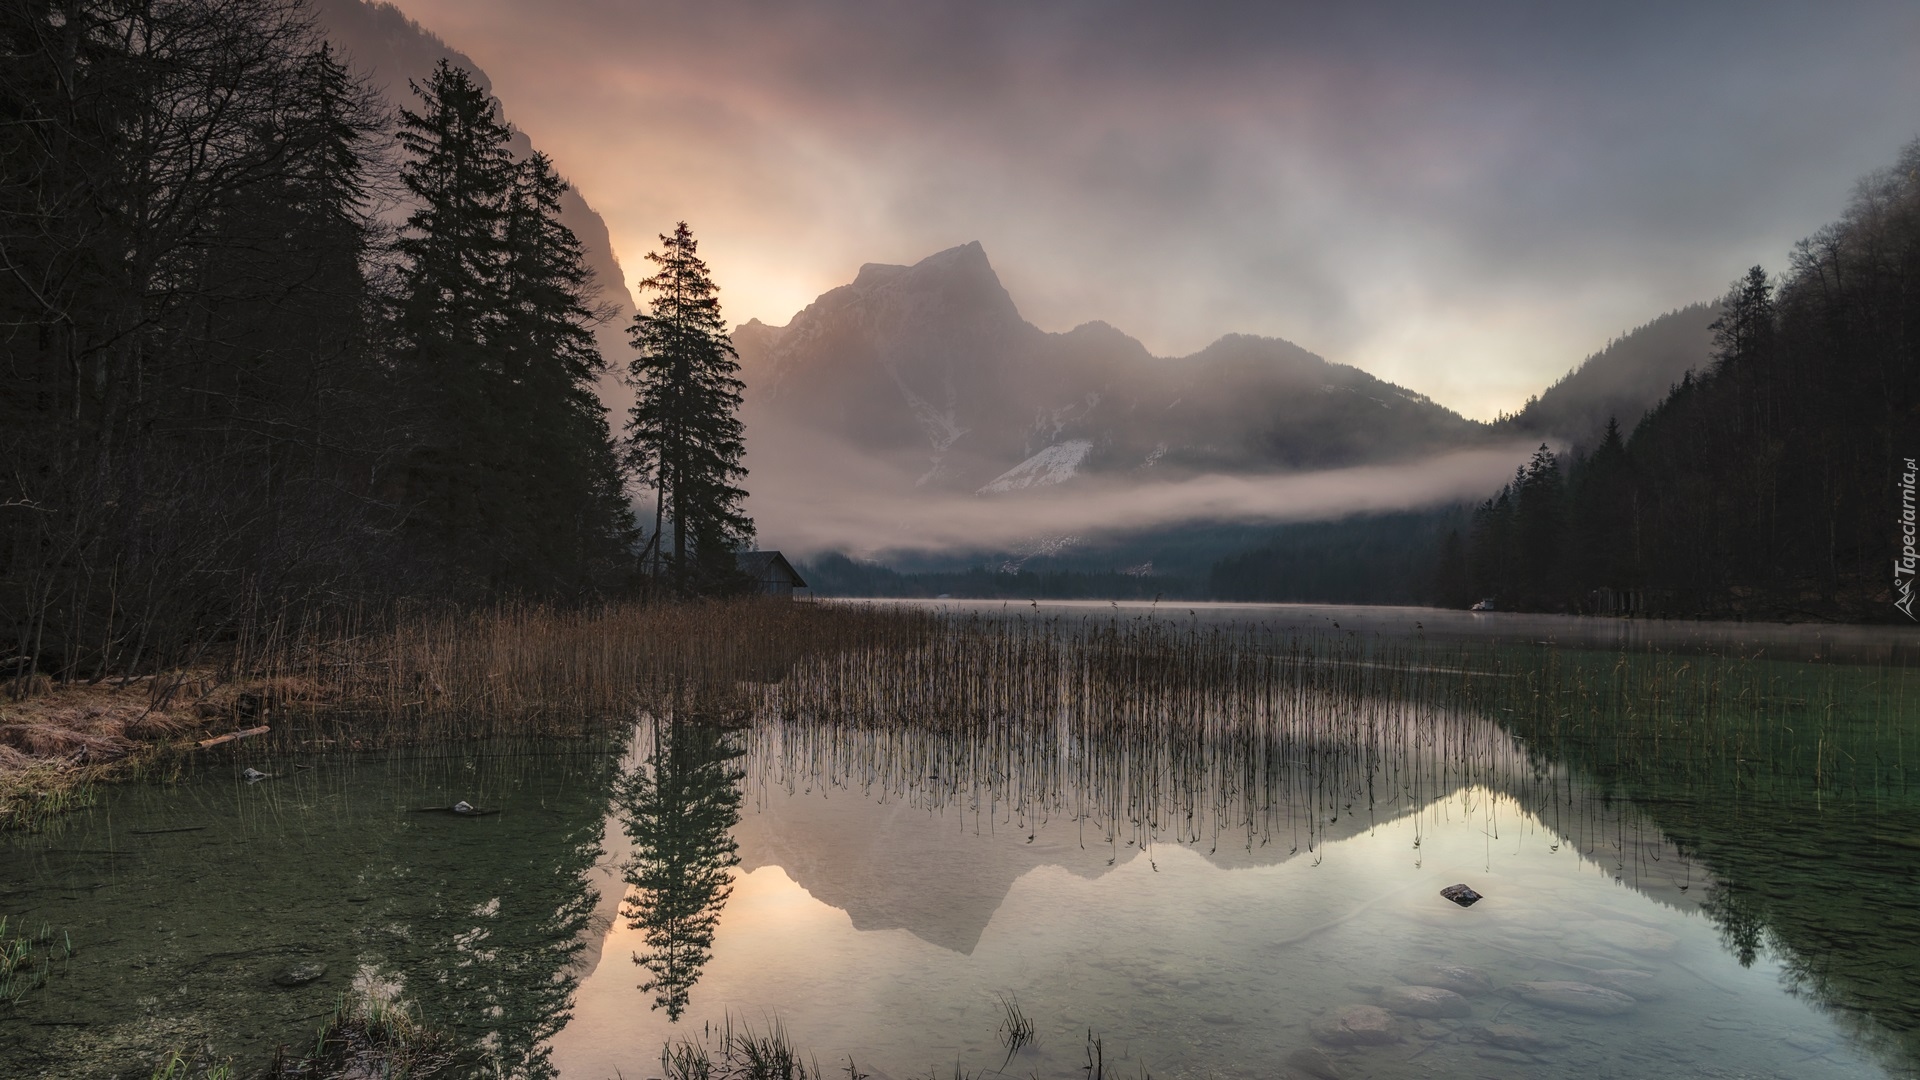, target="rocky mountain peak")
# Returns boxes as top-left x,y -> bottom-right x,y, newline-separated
736,242 -> 1491,499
